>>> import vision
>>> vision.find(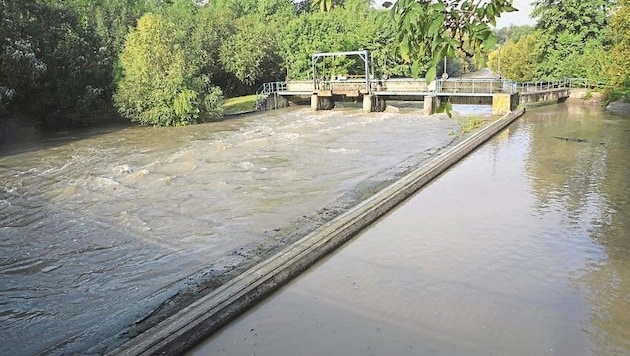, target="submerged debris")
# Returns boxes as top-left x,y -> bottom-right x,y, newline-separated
554,136 -> 587,143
